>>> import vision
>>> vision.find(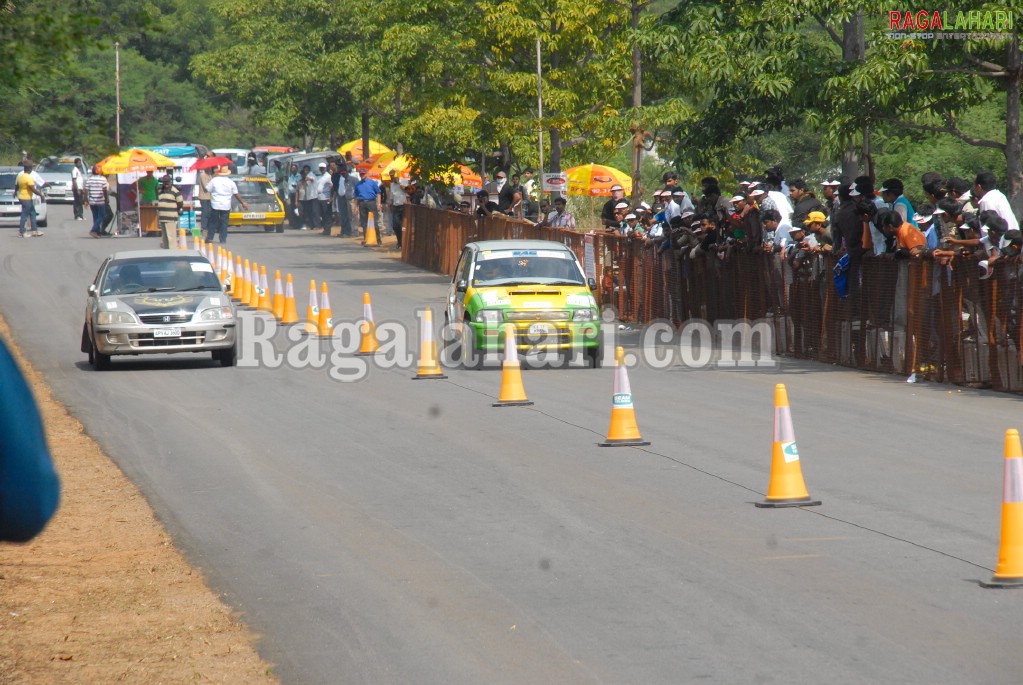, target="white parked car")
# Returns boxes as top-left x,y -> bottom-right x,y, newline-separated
36,155 -> 88,204
0,166 -> 48,228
